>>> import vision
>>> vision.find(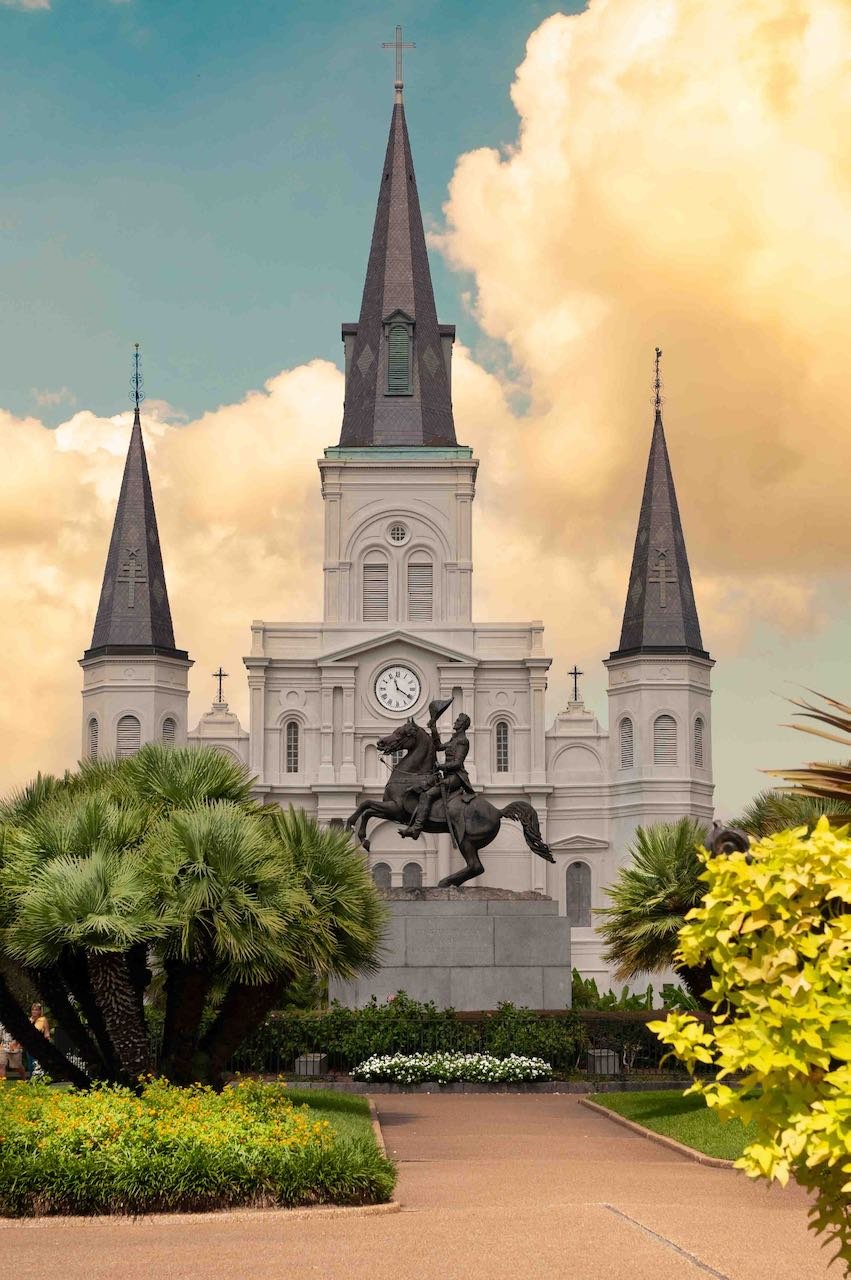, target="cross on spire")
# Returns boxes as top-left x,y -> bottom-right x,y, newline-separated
568,665 -> 583,702
117,548 -> 146,608
653,346 -> 663,414
648,547 -> 677,608
212,667 -> 229,704
382,24 -> 415,102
